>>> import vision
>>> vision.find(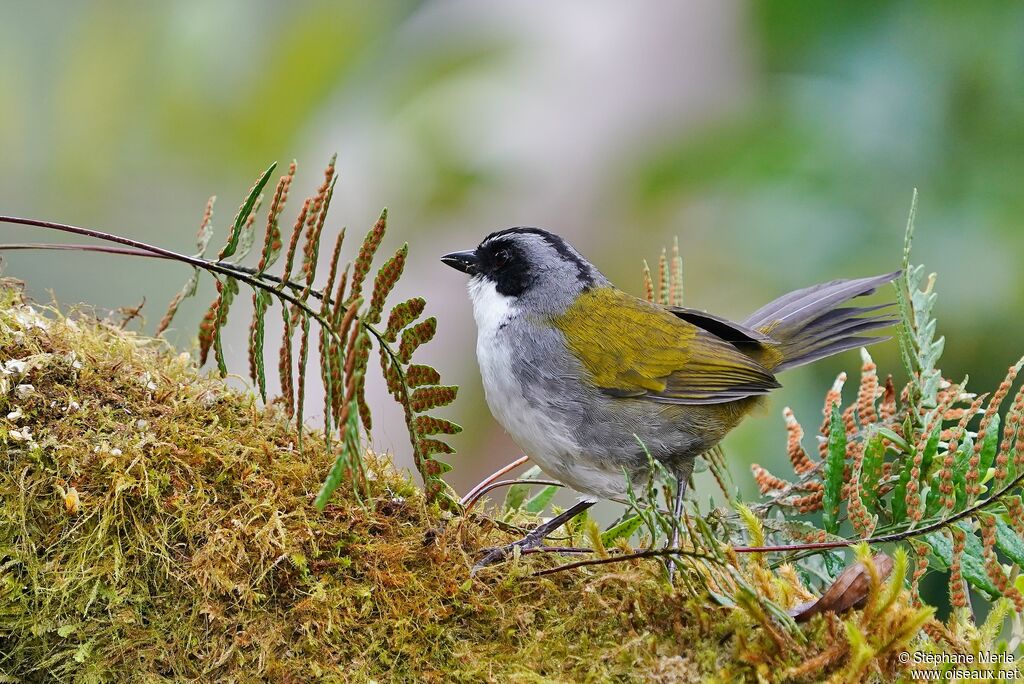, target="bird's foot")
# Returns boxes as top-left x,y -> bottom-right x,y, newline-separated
664,503 -> 687,584
665,535 -> 680,584
472,531 -> 544,572
471,499 -> 596,574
